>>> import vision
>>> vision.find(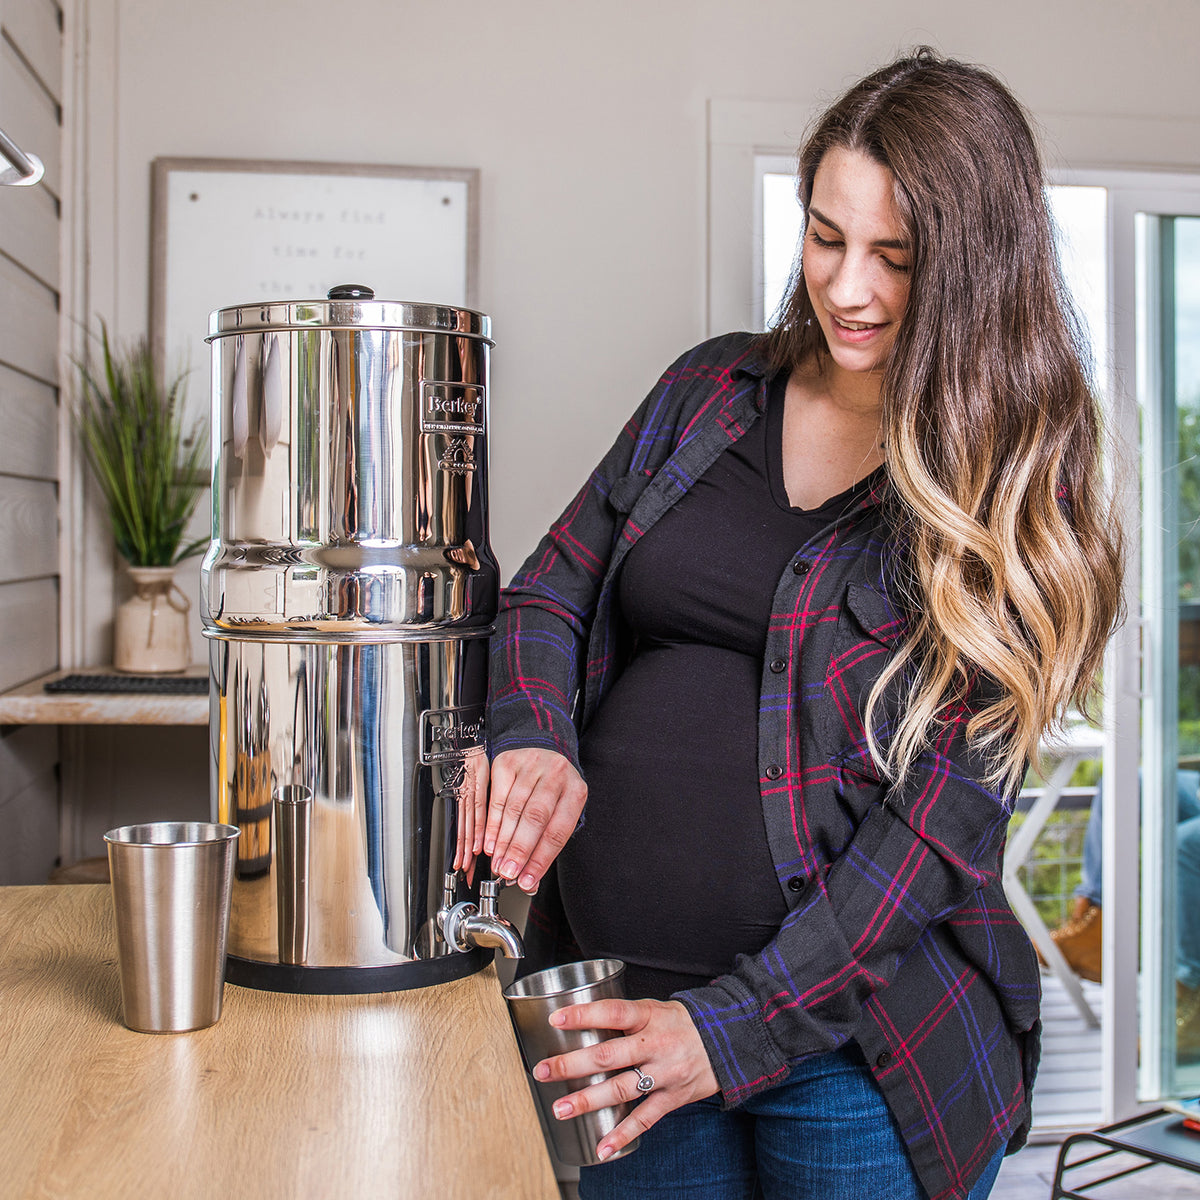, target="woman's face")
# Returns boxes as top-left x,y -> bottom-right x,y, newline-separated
802,147 -> 911,379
